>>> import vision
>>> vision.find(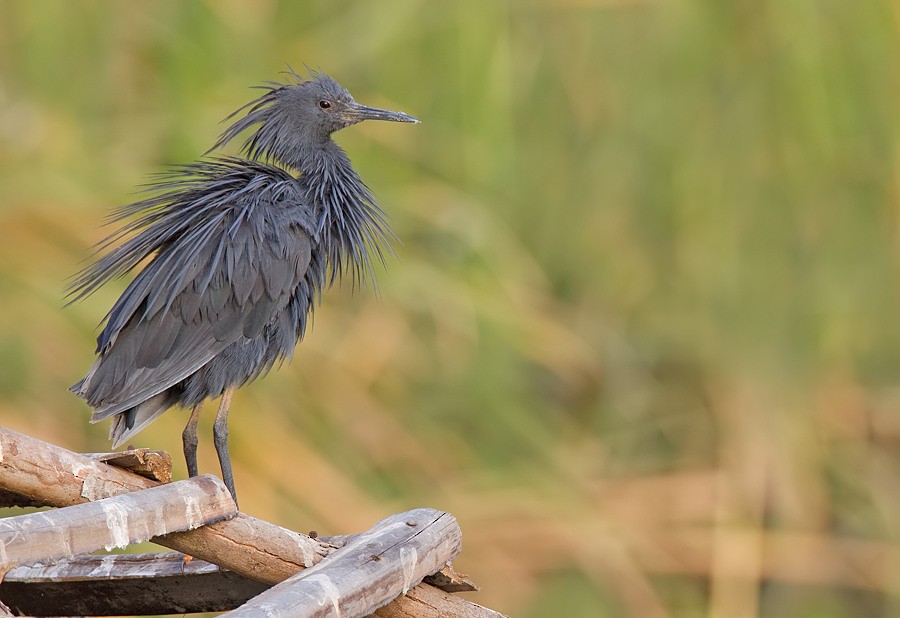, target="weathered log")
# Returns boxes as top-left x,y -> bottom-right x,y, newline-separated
0,448 -> 169,505
0,427 -> 159,505
224,508 -> 462,617
0,552 -> 268,616
0,475 -> 235,573
373,585 -> 508,618
319,534 -> 479,593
